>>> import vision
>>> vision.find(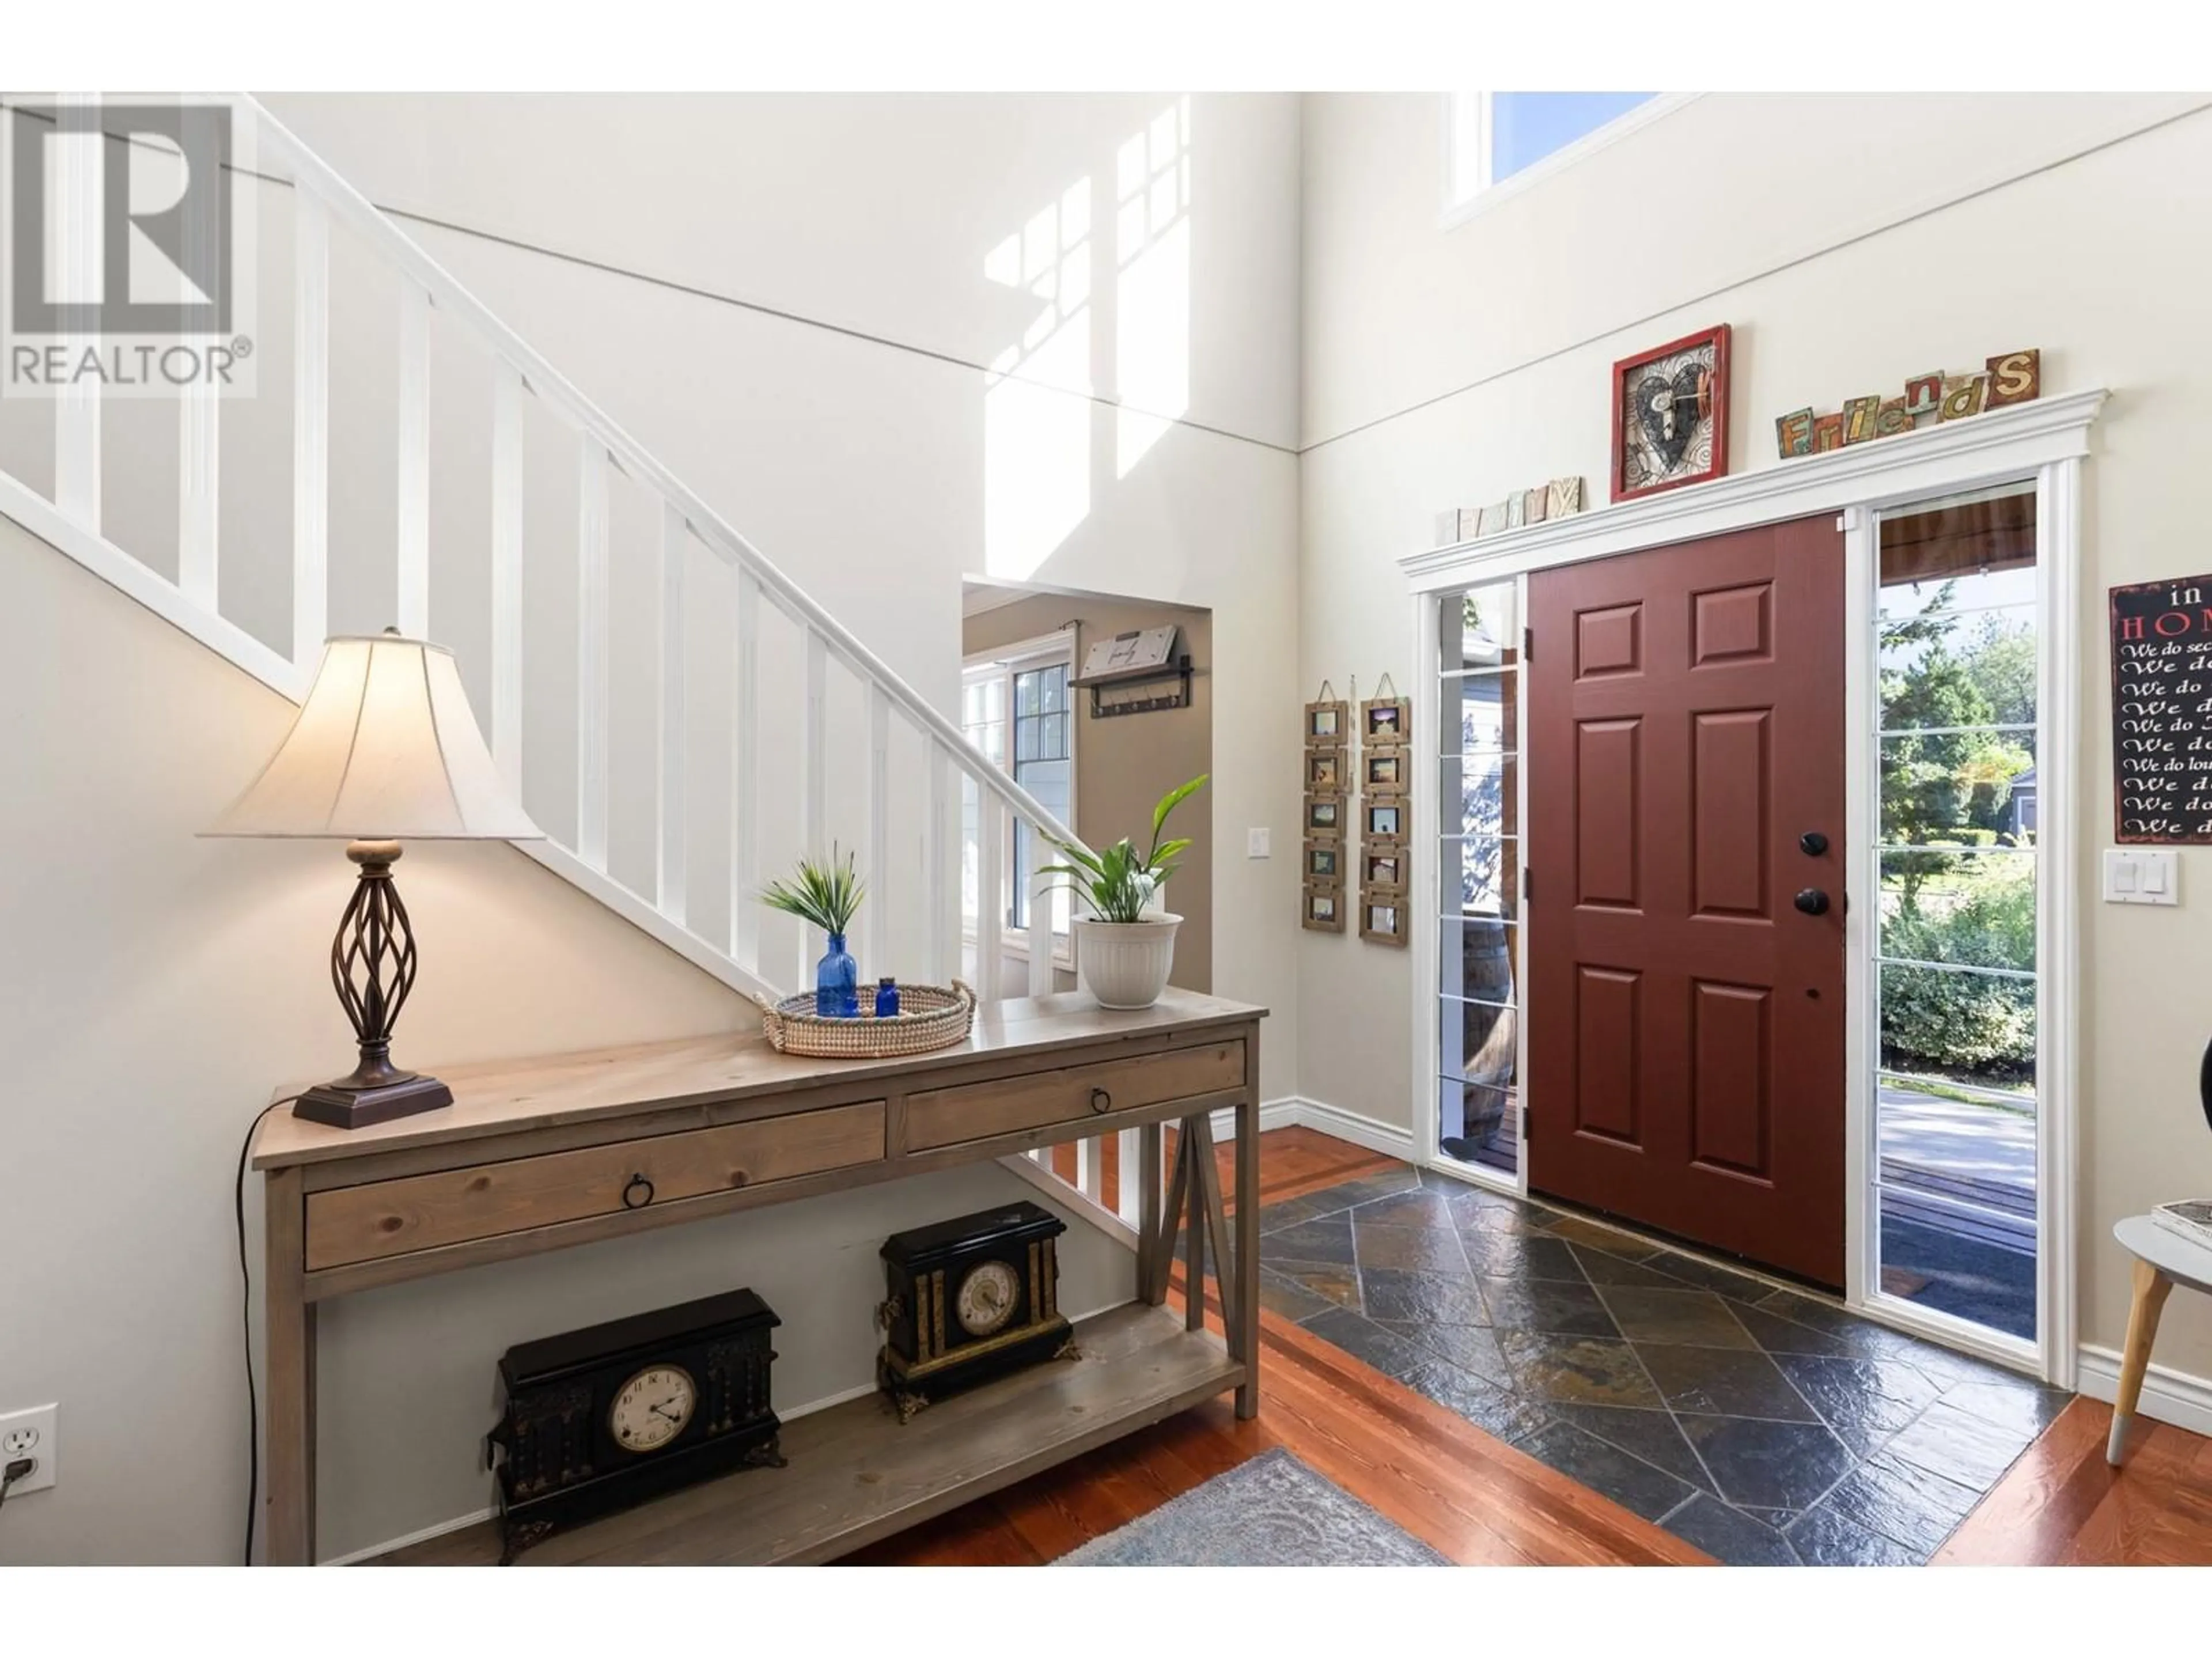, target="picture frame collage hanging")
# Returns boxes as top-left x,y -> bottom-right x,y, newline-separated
1358,678 -> 1410,947
1302,685 -> 1348,931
